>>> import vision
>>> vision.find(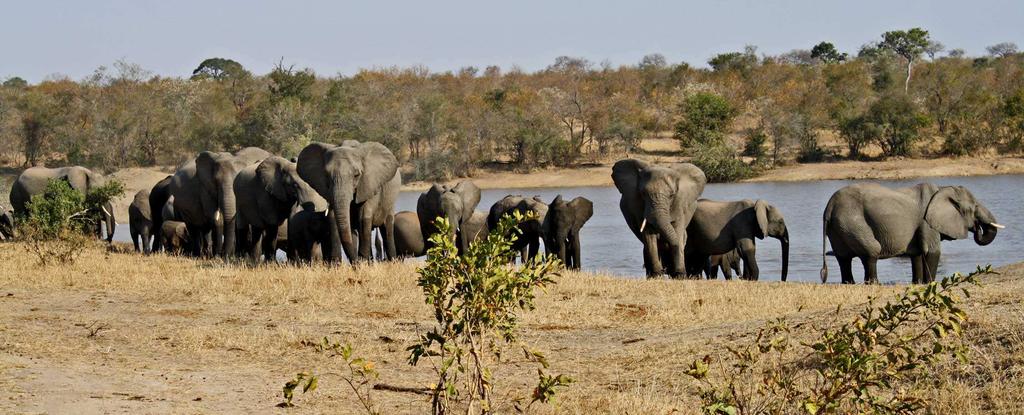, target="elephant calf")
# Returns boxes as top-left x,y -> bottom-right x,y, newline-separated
822,183 -> 1002,284
160,220 -> 191,255
707,250 -> 742,280
0,207 -> 15,240
541,195 -> 593,270
488,195 -> 548,264
129,189 -> 154,254
288,208 -> 331,263
685,199 -> 789,281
